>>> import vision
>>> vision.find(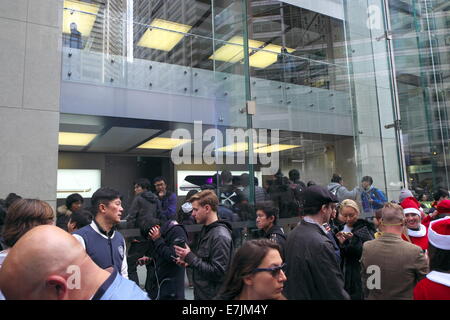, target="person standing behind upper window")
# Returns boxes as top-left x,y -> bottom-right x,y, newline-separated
153,177 -> 177,221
